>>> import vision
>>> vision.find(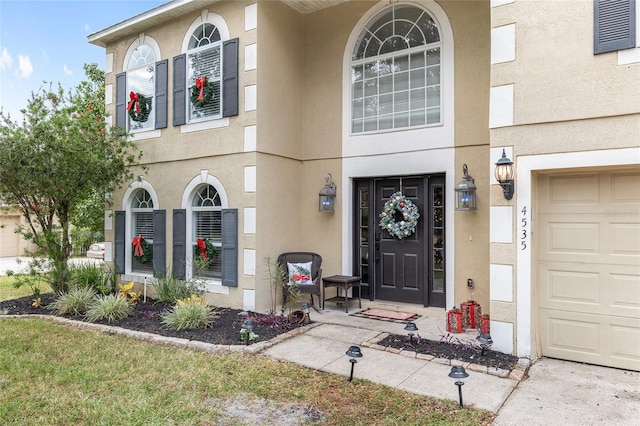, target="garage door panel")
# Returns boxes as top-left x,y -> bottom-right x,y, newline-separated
548,174 -> 600,204
611,172 -> 640,202
611,223 -> 640,254
540,263 -> 640,317
540,309 -> 640,371
538,170 -> 640,371
539,264 -> 600,310
0,216 -> 20,257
